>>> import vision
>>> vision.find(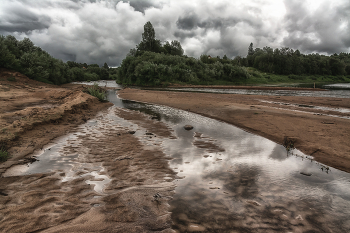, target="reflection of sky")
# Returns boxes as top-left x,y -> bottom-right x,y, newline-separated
119,98 -> 350,231
324,83 -> 350,89
72,80 -> 122,88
